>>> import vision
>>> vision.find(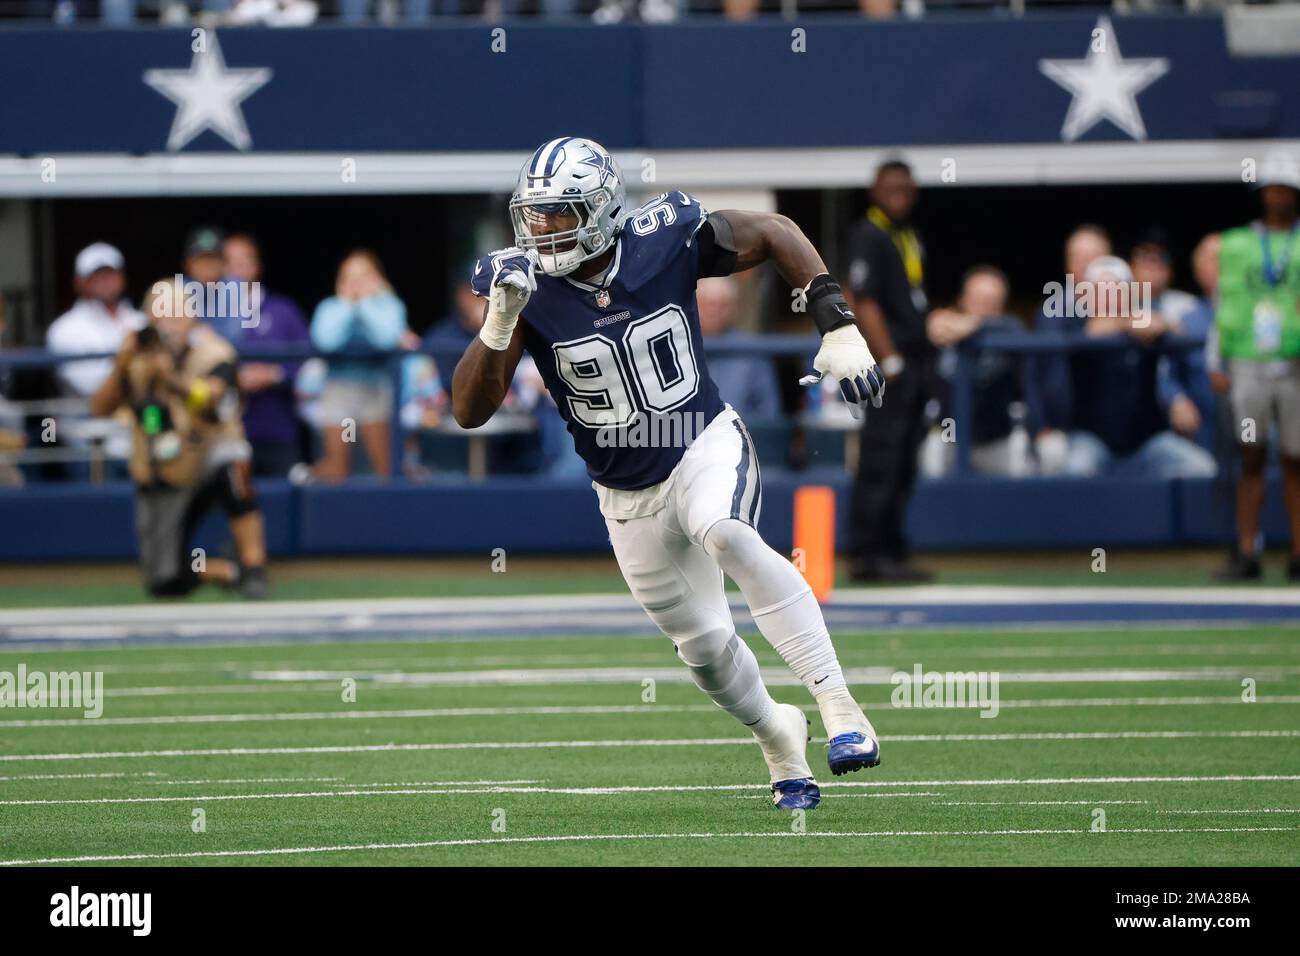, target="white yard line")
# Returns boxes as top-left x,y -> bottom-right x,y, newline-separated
1,731 -> 1296,763
2,774 -> 1297,805
1154,808 -> 1300,814
8,696 -> 1300,729
235,665 -> 1300,687
0,771 -> 163,782
0,704 -> 719,728
936,800 -> 1151,806
143,777 -> 345,785
2,825 -> 1295,866
41,644 -> 1300,677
